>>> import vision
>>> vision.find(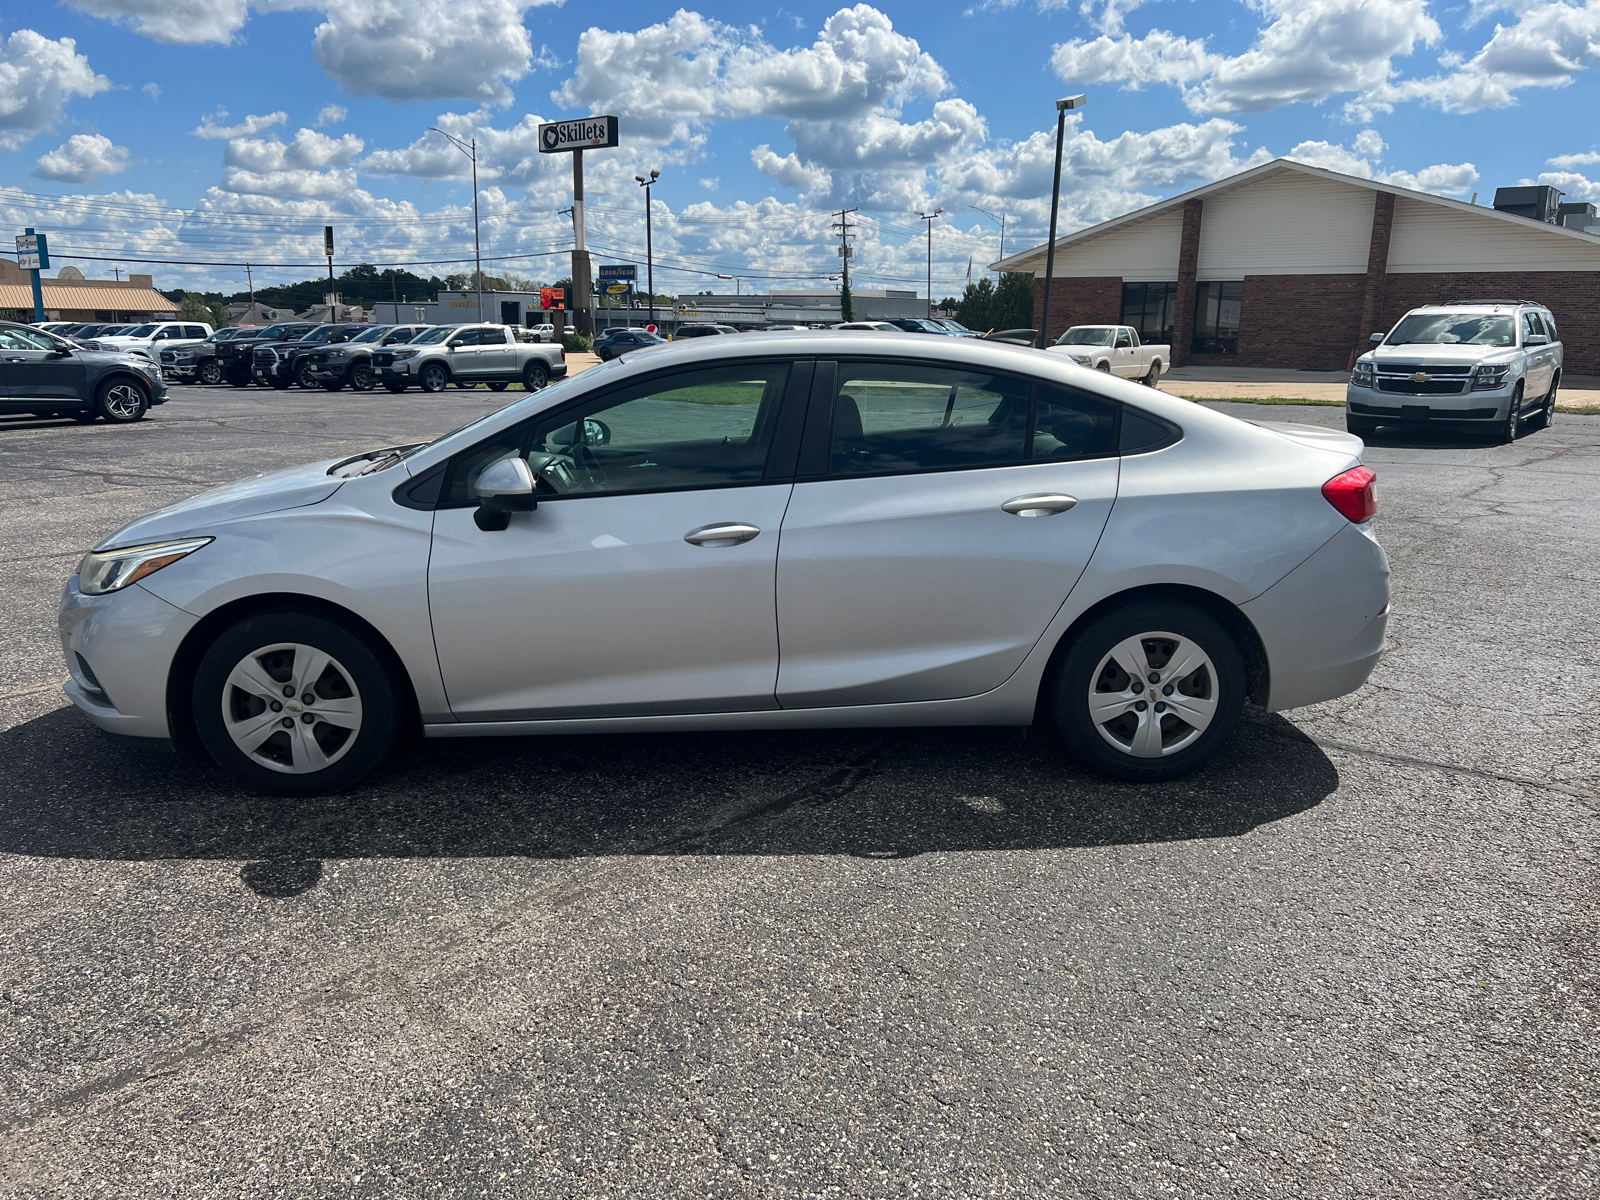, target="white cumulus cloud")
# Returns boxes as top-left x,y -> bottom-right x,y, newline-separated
33,132 -> 130,182
62,0 -> 252,46
0,28 -> 111,152
1285,130 -> 1478,194
313,103 -> 347,127
221,127 -> 365,196
193,109 -> 288,139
